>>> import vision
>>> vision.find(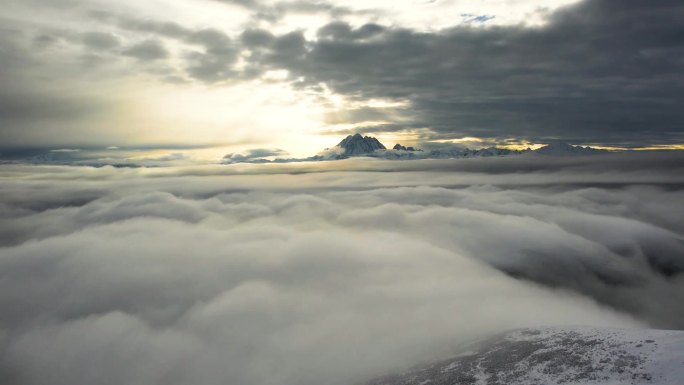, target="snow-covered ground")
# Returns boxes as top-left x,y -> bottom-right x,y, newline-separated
365,327 -> 684,385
